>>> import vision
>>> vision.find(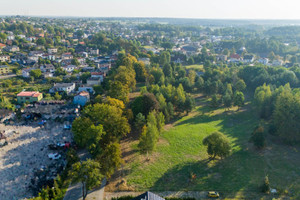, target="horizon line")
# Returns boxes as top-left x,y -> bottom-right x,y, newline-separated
2,15 -> 300,21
